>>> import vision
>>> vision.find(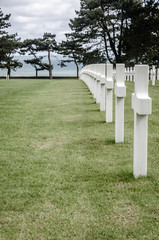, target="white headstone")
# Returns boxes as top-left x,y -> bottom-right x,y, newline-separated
115,64 -> 126,142
98,64 -> 106,111
96,65 -> 101,104
105,64 -> 113,122
132,65 -> 152,178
